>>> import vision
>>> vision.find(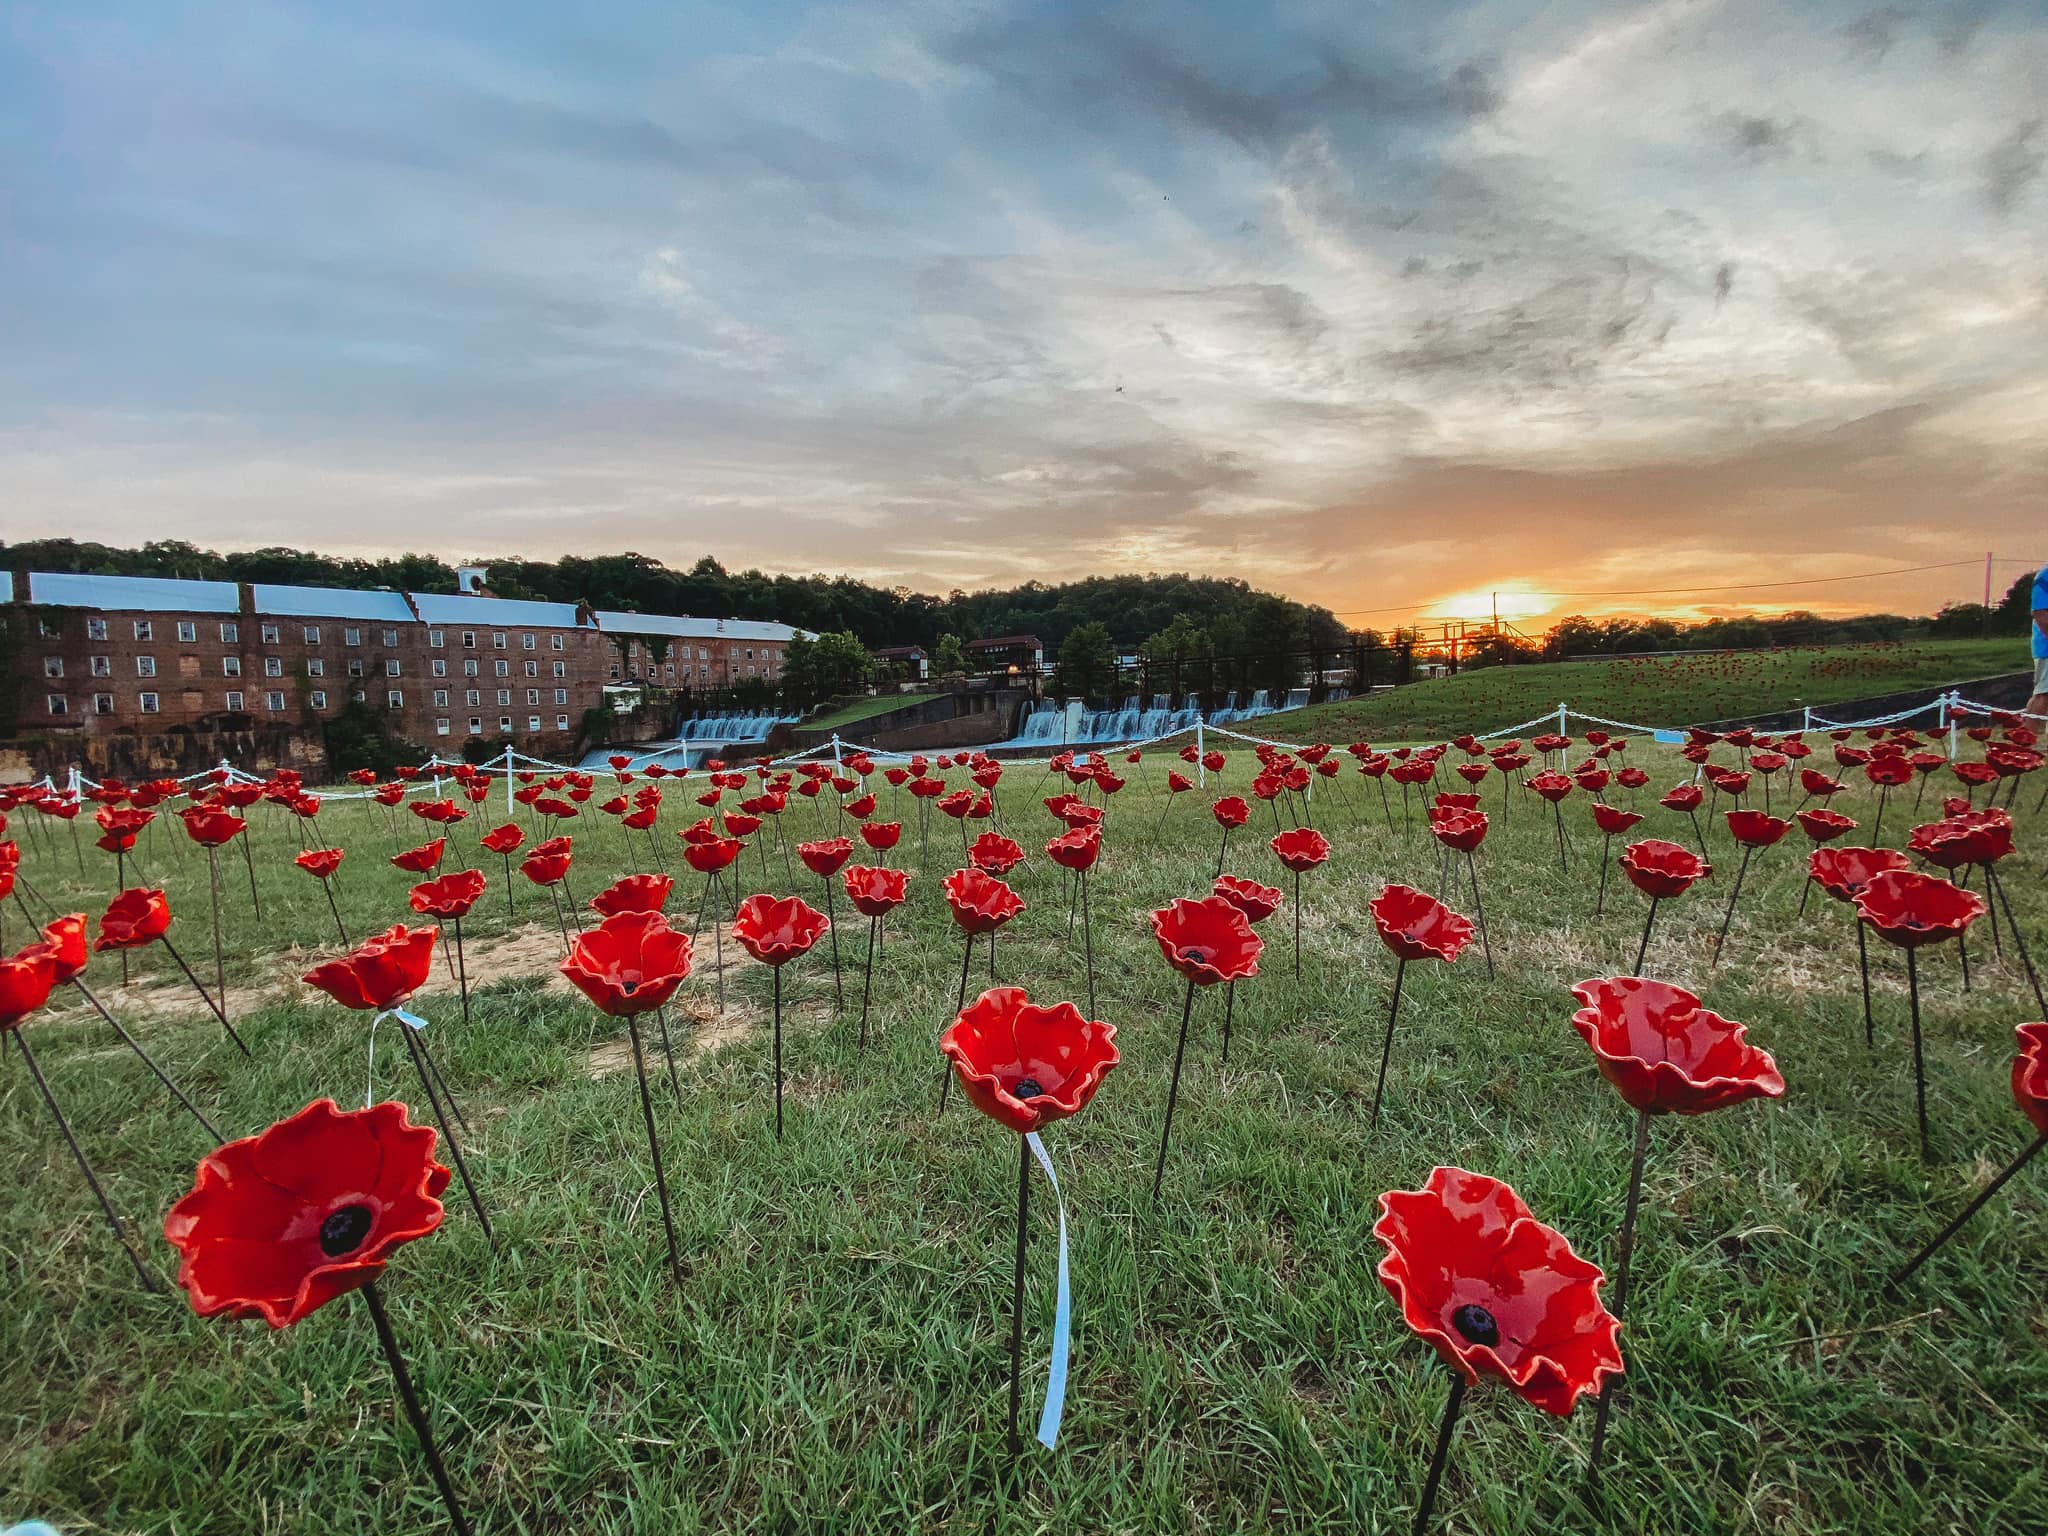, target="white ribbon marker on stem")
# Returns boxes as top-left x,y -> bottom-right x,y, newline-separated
365,1006 -> 430,1108
1023,1130 -> 1071,1450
